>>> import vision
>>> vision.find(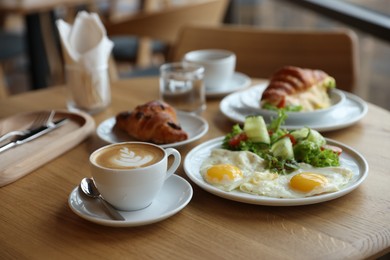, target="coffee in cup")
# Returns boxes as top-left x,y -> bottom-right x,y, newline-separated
93,143 -> 164,170
184,49 -> 236,90
90,142 -> 181,211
